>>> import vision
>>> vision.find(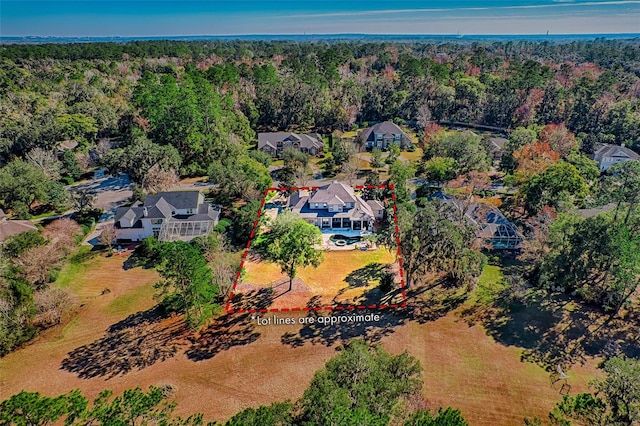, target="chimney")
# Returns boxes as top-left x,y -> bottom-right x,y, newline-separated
143,207 -> 148,217
621,143 -> 626,148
